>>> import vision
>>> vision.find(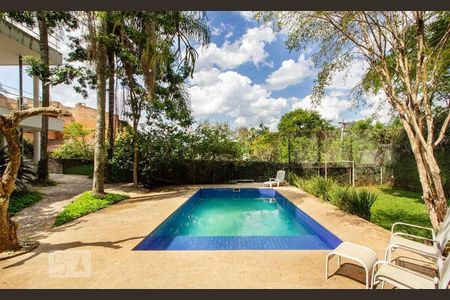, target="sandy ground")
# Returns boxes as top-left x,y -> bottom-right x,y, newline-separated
0,179 -> 437,288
